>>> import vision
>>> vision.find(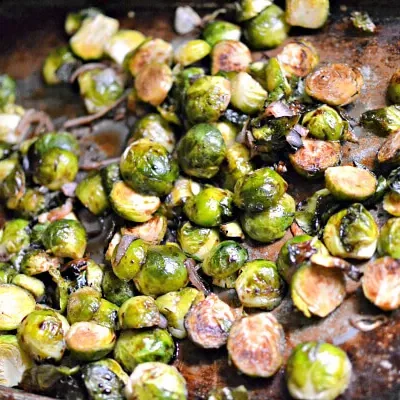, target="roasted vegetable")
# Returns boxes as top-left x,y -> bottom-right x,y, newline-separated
351,11 -> 377,34
105,30 -> 146,65
388,69 -> 400,104
211,40 -> 252,75
286,0 -> 329,29
67,286 -> 102,324
65,7 -> 103,35
102,267 -> 136,307
264,57 -> 292,100
203,21 -> 241,47
208,386 -> 248,400
377,130 -> 400,165
378,218 -> 400,258
361,105 -> 400,135
42,47 -> 79,85
0,75 -> 16,108
12,274 -> 45,300
175,40 -> 211,67
118,296 -> 161,329
76,172 -> 109,215
0,219 -> 30,259
383,190 -> 400,217
122,215 -> 167,245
